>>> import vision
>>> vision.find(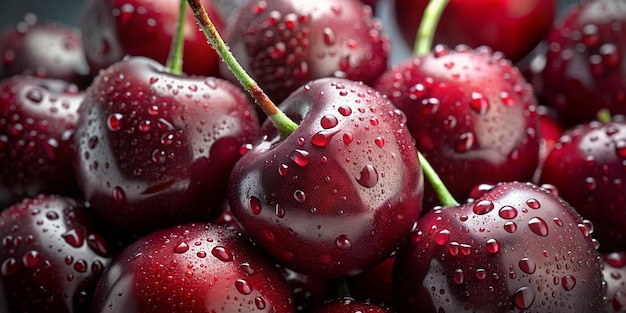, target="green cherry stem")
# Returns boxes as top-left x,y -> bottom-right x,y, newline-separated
597,109 -> 612,124
165,0 -> 186,75
418,152 -> 458,206
413,0 -> 449,56
186,0 -> 298,138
